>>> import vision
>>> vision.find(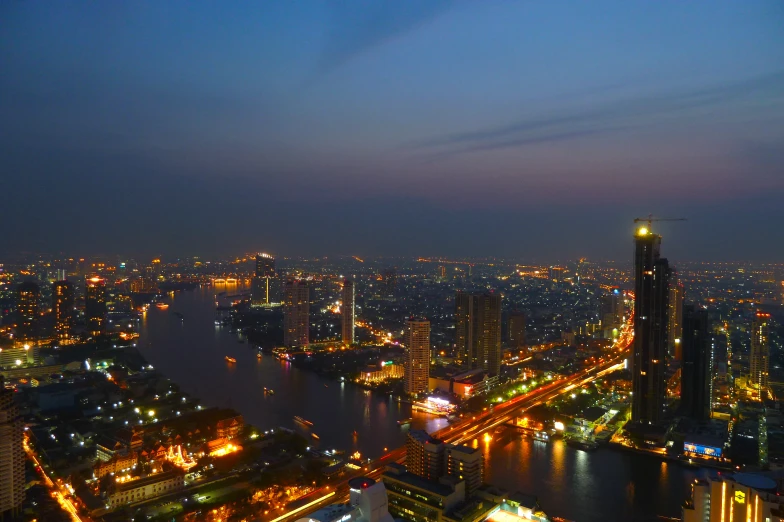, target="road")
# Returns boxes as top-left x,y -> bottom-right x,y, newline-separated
23,434 -> 87,522
268,315 -> 635,522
